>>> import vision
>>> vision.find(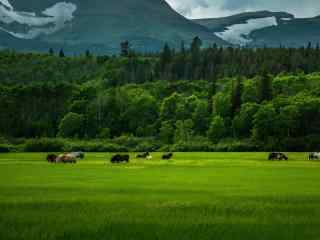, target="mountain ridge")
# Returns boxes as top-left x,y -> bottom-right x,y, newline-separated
193,11 -> 320,47
1,2 -> 319,54
0,0 -> 226,54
